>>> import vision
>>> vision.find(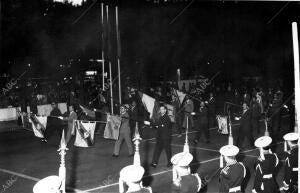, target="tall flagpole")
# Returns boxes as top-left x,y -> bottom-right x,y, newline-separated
116,6 -> 122,105
101,3 -> 105,91
292,22 -> 299,133
109,61 -> 114,114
